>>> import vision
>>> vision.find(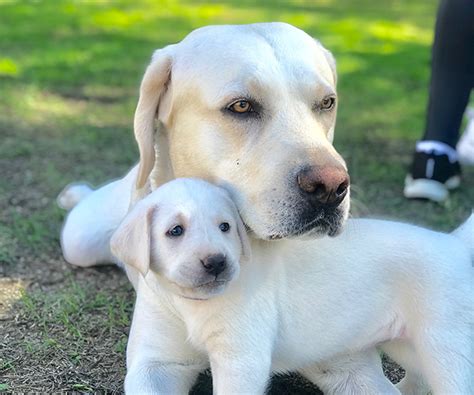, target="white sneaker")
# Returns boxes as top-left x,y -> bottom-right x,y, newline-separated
404,142 -> 461,202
